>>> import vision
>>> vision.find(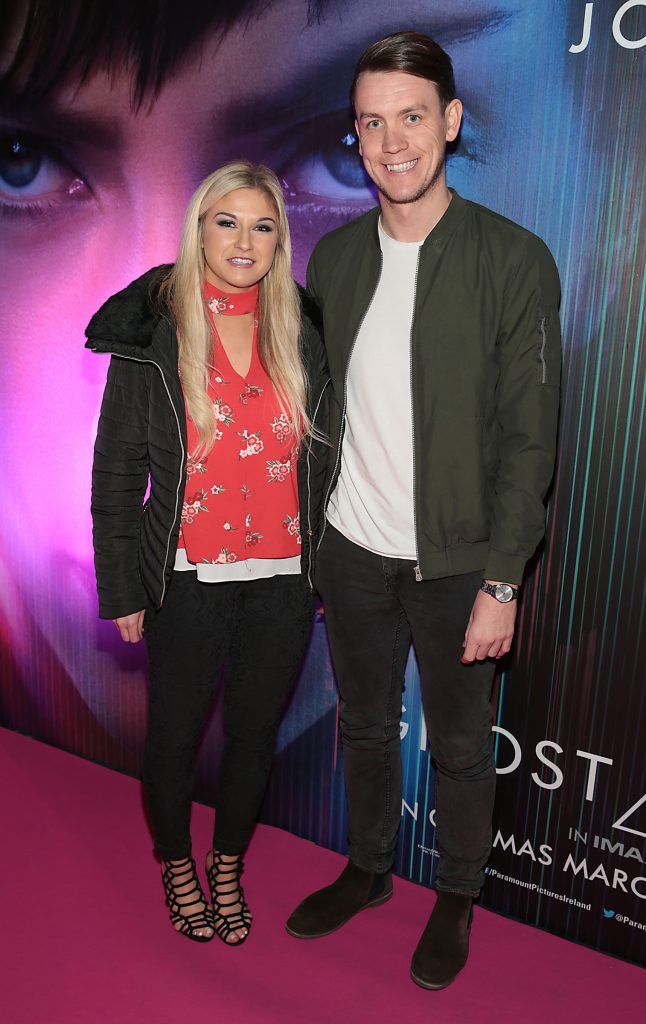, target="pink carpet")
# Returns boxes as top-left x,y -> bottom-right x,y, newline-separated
1,728 -> 643,1024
